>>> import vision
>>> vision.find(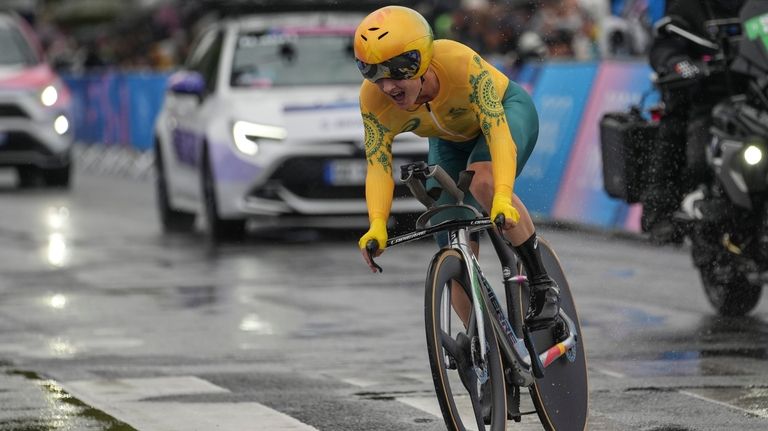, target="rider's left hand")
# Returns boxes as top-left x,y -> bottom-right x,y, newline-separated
490,193 -> 520,230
